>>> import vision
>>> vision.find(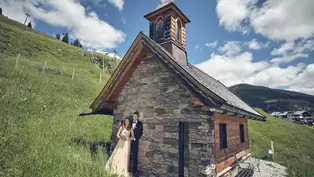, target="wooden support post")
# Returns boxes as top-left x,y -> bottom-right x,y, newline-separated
72,68 -> 75,80
271,141 -> 275,160
43,62 -> 47,74
15,53 -> 20,68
